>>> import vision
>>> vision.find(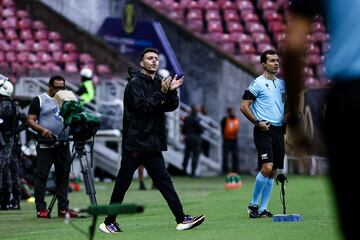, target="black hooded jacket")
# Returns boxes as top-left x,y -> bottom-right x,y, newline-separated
122,68 -> 179,151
